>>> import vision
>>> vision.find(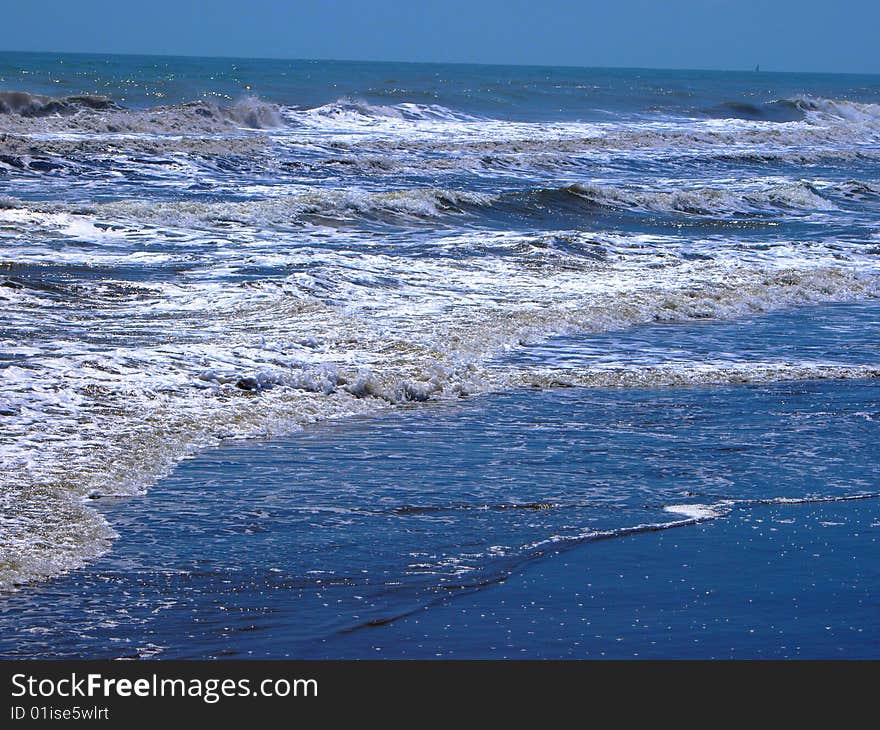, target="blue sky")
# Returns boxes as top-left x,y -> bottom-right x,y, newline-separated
3,0 -> 879,74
